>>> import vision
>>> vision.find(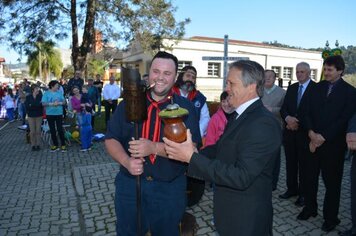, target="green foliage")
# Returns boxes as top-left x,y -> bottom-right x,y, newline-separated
62,66 -> 75,79
87,58 -> 106,79
27,41 -> 63,82
1,0 -> 190,71
344,74 -> 356,88
340,46 -> 356,74
262,40 -> 303,50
